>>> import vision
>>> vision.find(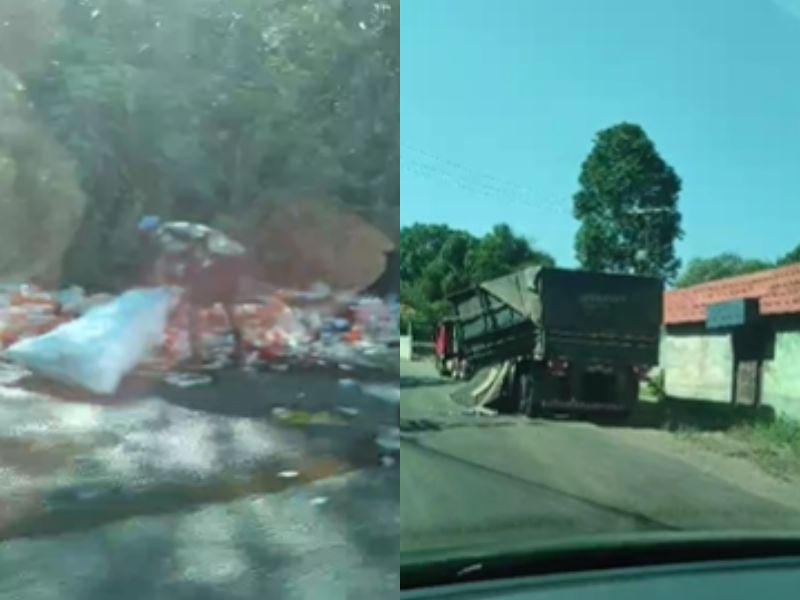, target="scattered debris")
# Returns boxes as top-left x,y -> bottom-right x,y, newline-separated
271,407 -> 348,427
376,426 -> 400,453
0,361 -> 30,386
277,470 -> 299,479
309,496 -> 329,506
337,406 -> 360,417
361,384 -> 400,404
464,406 -> 498,417
164,372 -> 213,388
0,282 -> 398,394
